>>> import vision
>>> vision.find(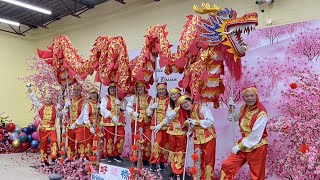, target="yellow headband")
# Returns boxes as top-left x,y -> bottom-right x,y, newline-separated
157,84 -> 167,89
109,83 -> 116,87
136,81 -> 145,87
176,95 -> 190,106
243,87 -> 257,95
89,88 -> 98,94
170,88 -> 181,94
